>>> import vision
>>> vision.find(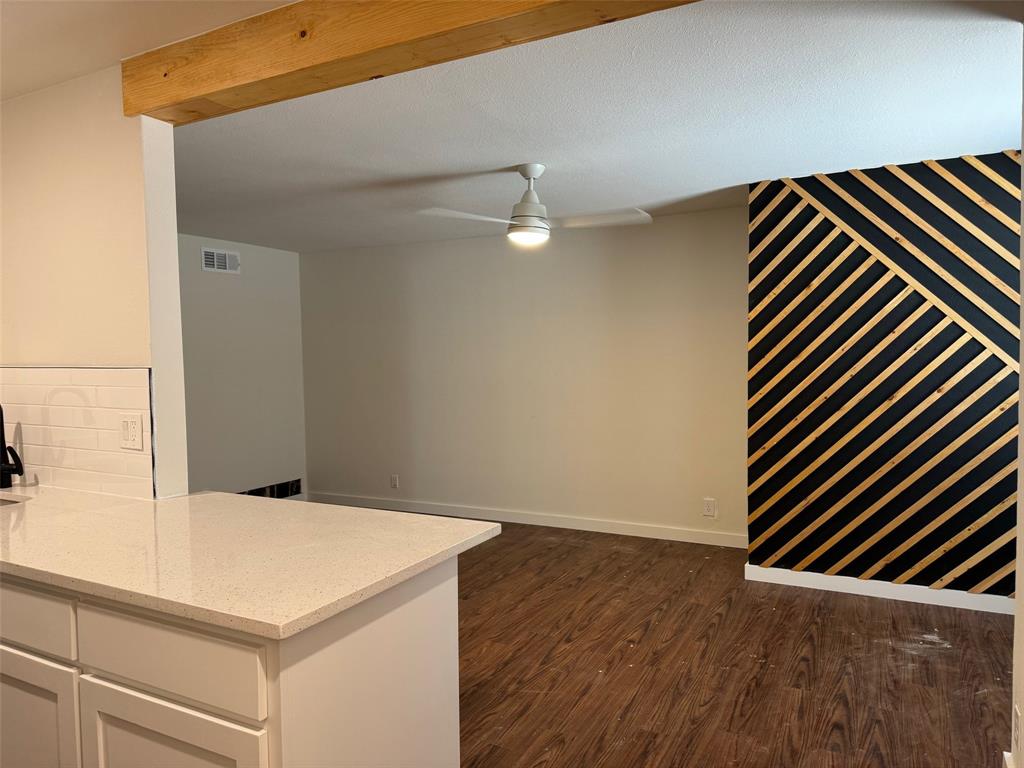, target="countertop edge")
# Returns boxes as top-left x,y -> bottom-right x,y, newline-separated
0,521 -> 501,640
275,521 -> 502,638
